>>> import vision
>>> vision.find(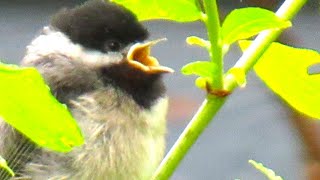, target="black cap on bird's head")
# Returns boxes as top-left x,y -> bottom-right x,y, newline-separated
51,0 -> 147,53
